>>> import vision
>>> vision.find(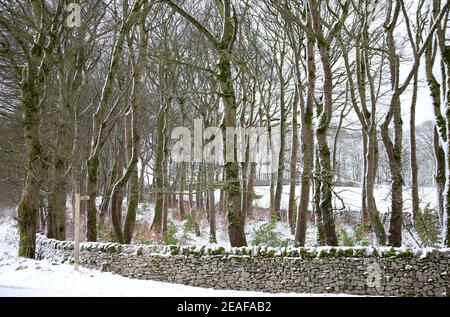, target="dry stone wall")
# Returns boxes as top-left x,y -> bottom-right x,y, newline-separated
35,235 -> 449,296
